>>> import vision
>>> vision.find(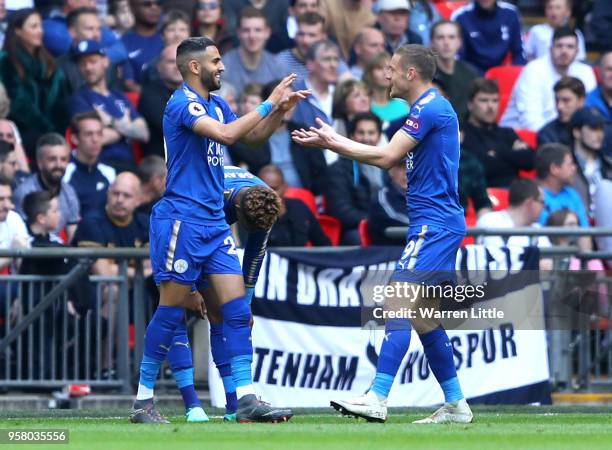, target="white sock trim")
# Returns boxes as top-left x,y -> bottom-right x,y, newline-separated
136,384 -> 154,401
236,384 -> 255,398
